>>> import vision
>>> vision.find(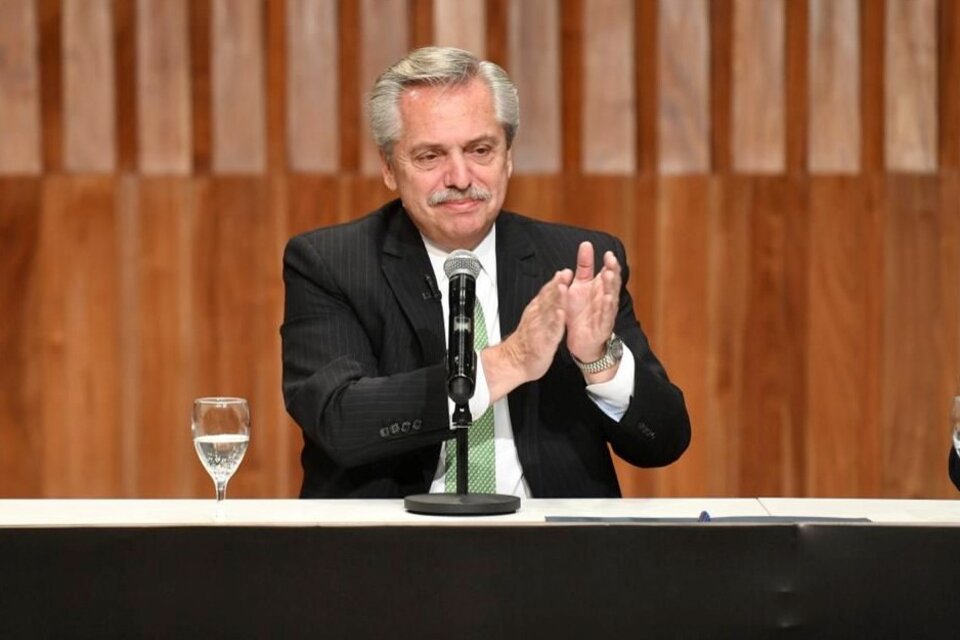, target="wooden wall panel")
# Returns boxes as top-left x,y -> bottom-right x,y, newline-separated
942,0 -> 960,168
38,177 -> 122,496
286,0 -> 339,173
211,0 -> 265,174
137,0 -> 191,174
582,0 -> 635,173
3,0 -> 960,500
508,0 -> 561,172
359,0 -> 409,175
0,0 -> 42,175
885,0 -> 937,172
62,0 -> 116,173
732,0 -> 785,172
737,177 -> 807,496
651,177 -> 713,496
433,0 -> 486,56
128,179 -> 195,496
658,0 -> 710,175
809,0 -> 860,173
0,180 -> 42,495
881,176 -> 947,496
805,177 -> 882,495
